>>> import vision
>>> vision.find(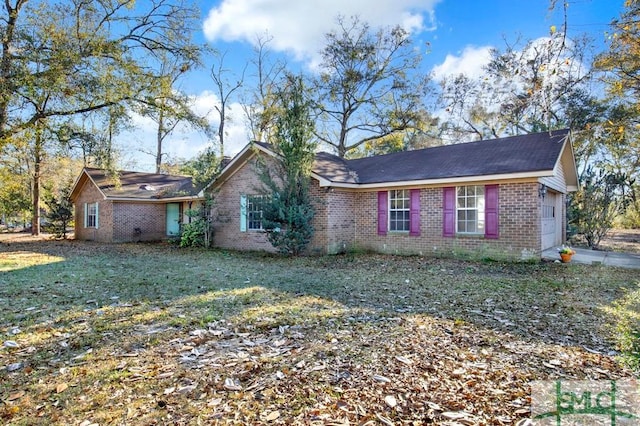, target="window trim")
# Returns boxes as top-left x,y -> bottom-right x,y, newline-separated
247,194 -> 266,231
455,185 -> 485,235
84,202 -> 98,229
388,189 -> 410,232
